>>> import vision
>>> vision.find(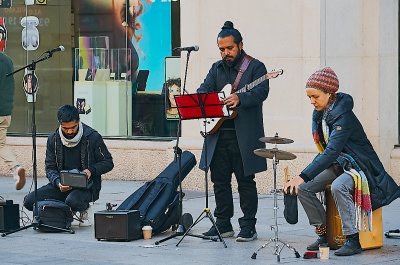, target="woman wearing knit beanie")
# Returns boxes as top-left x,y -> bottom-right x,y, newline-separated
283,67 -> 400,256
